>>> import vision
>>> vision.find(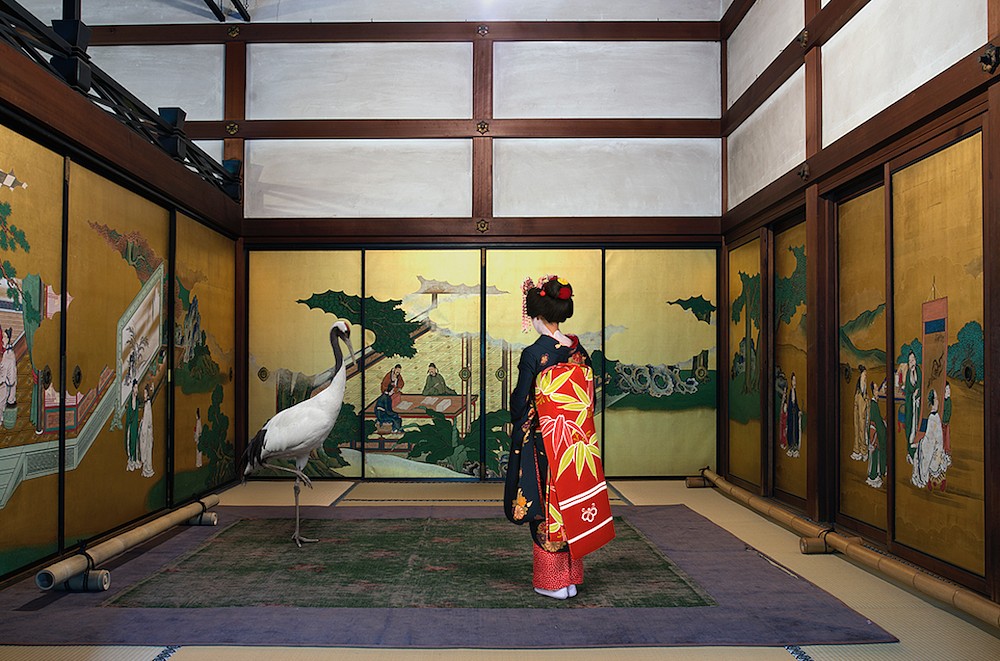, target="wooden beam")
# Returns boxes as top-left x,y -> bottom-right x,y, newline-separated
240,216 -> 722,243
0,41 -> 241,234
805,184 -> 836,522
233,237 -> 247,468
805,47 -> 822,157
805,0 -> 822,23
472,40 -> 493,122
992,0 -> 1000,41
723,0 -> 872,136
472,137 -> 492,219
90,21 -> 720,45
186,118 -> 723,140
721,0 -> 756,40
985,81 -> 1000,602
